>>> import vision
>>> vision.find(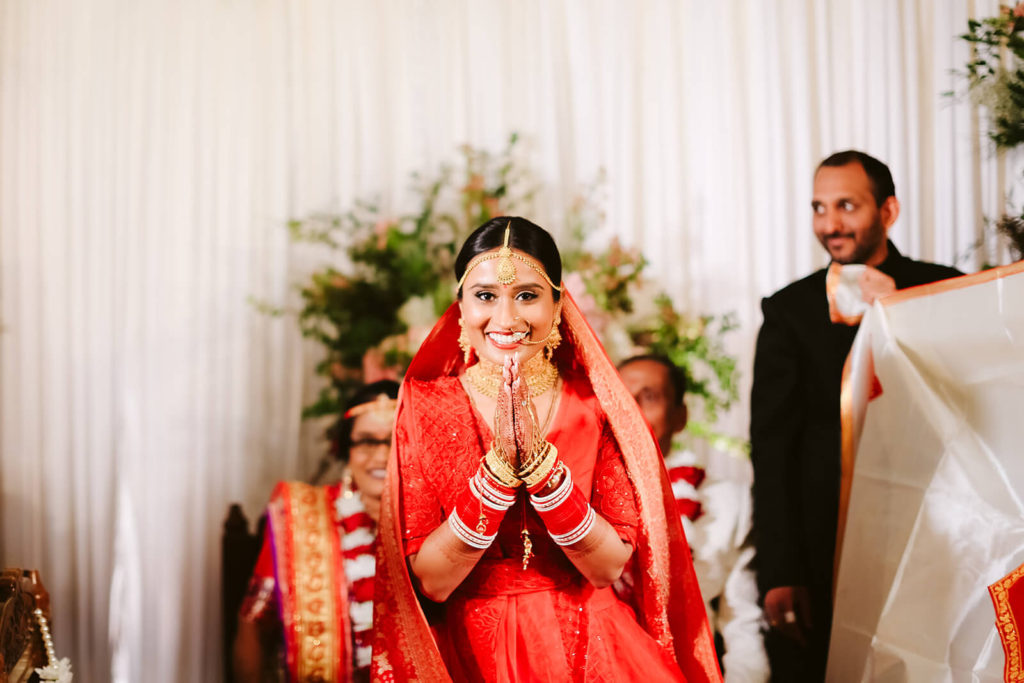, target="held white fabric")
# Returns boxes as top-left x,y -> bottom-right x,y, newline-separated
831,264 -> 870,319
0,2 -> 1012,681
829,266 -> 1024,681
